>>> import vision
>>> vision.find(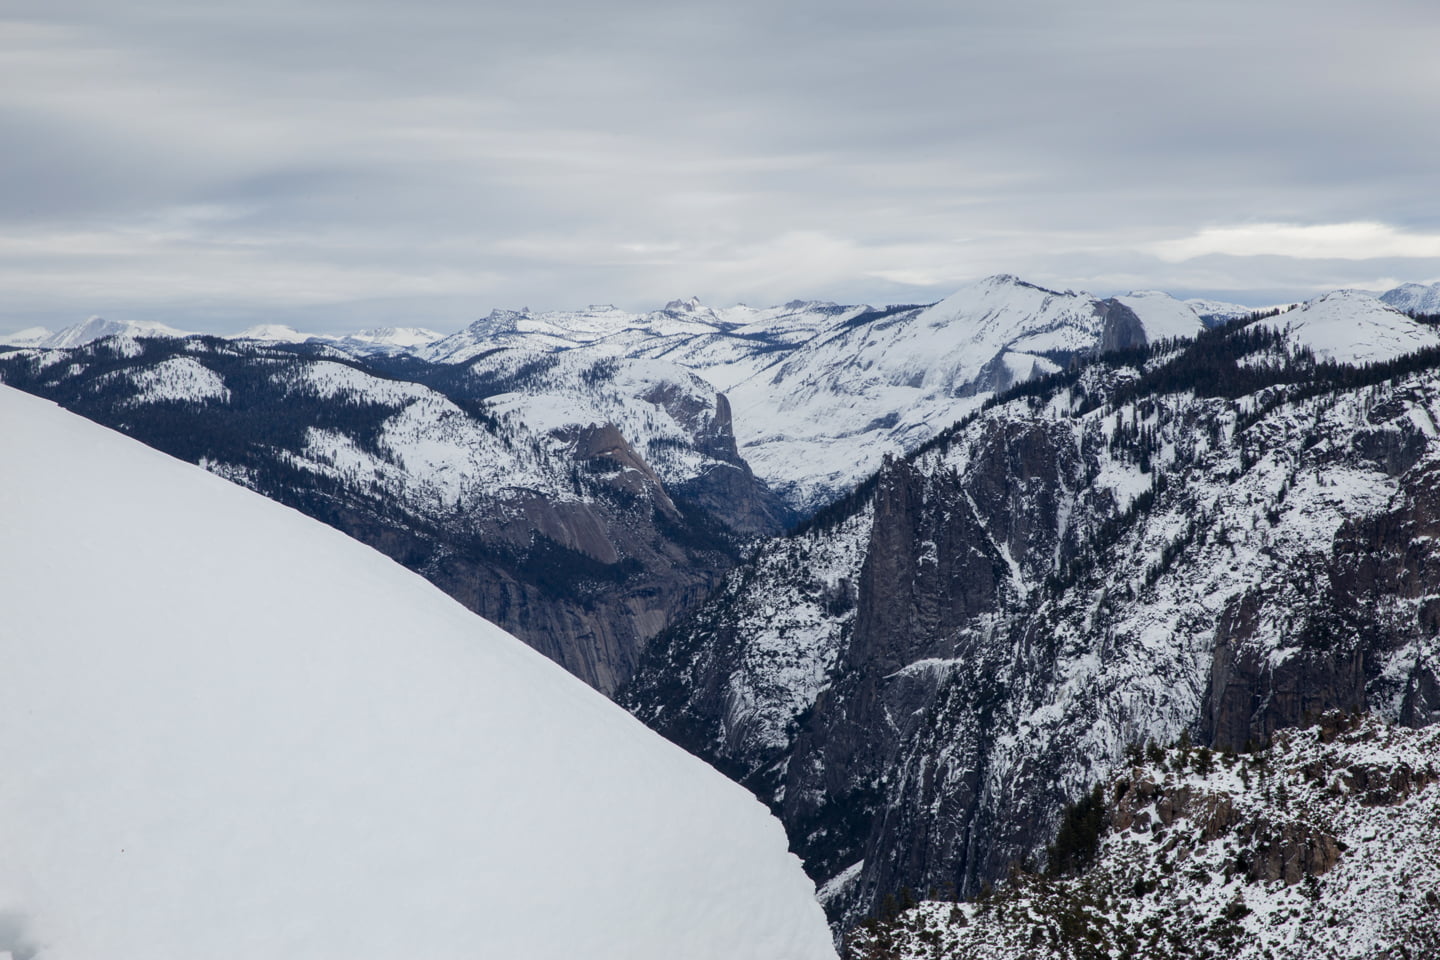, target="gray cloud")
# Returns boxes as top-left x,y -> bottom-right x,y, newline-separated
3,0 -> 1439,333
